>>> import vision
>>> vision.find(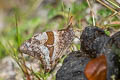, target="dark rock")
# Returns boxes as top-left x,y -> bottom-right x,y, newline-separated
80,27 -> 120,79
56,51 -> 120,80
56,51 -> 90,80
56,26 -> 120,80
104,31 -> 120,80
92,35 -> 110,55
80,26 -> 110,57
105,50 -> 120,80
107,31 -> 120,54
